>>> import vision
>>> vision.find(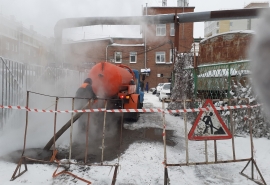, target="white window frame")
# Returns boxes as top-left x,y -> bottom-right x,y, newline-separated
156,24 -> 166,36
156,51 -> 166,63
129,52 -> 137,63
170,23 -> 175,36
170,49 -> 174,63
114,52 -> 122,63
